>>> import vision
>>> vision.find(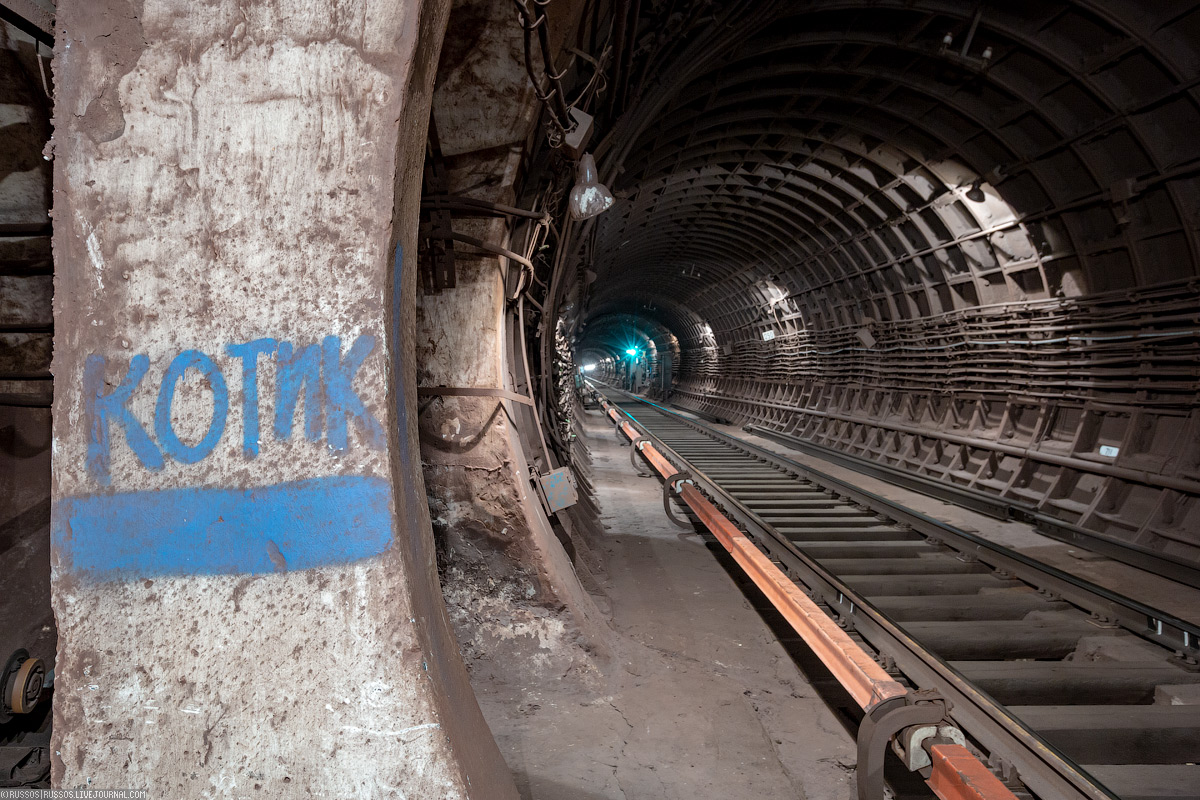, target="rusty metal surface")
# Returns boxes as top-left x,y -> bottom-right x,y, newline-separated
928,743 -> 1021,800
